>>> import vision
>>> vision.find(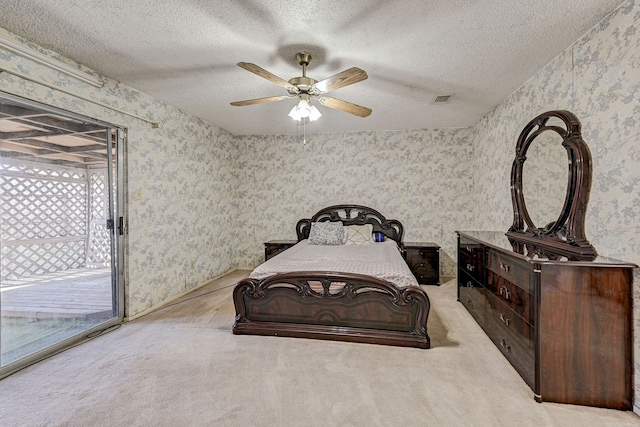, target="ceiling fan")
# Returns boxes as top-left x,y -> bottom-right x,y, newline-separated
230,53 -> 372,121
